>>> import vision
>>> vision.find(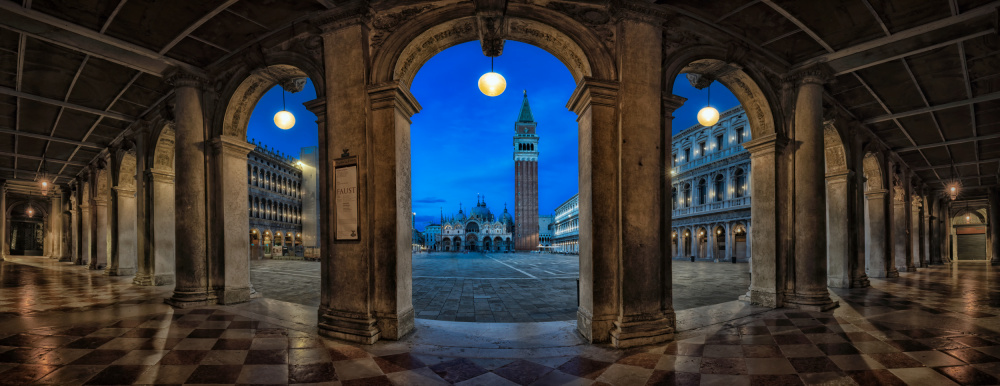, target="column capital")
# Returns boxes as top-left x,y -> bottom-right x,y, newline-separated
367,82 -> 421,119
610,1 -> 671,26
147,169 -> 175,183
211,135 -> 257,159
866,189 -> 888,198
165,68 -> 208,89
789,66 -> 833,86
567,77 -> 620,115
303,98 -> 327,122
662,94 -> 688,118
